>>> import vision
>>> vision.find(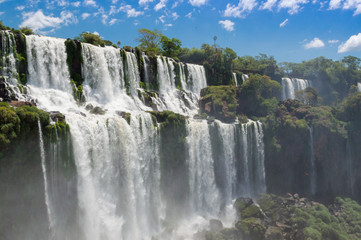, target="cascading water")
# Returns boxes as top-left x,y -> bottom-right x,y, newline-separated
142,53 -> 150,89
0,30 -> 24,100
309,126 -> 317,195
242,74 -> 249,84
358,82 -> 361,92
281,77 -> 311,100
38,119 -> 55,237
233,73 -> 238,86
1,34 -> 268,240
